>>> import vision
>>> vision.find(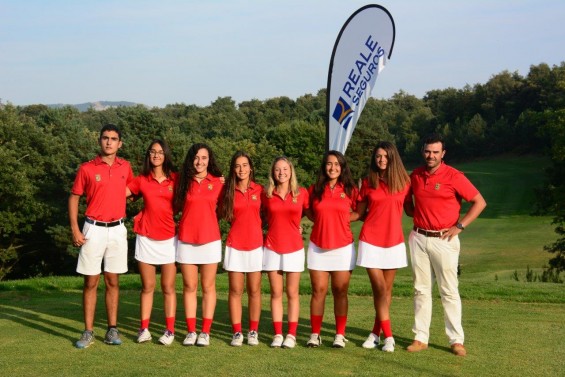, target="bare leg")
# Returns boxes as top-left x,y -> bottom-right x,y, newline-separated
83,274 -> 100,330
138,262 -> 156,326
160,263 -> 177,319
228,271 -> 245,327
104,272 -> 119,327
180,264 -> 198,319
200,263 -> 218,320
